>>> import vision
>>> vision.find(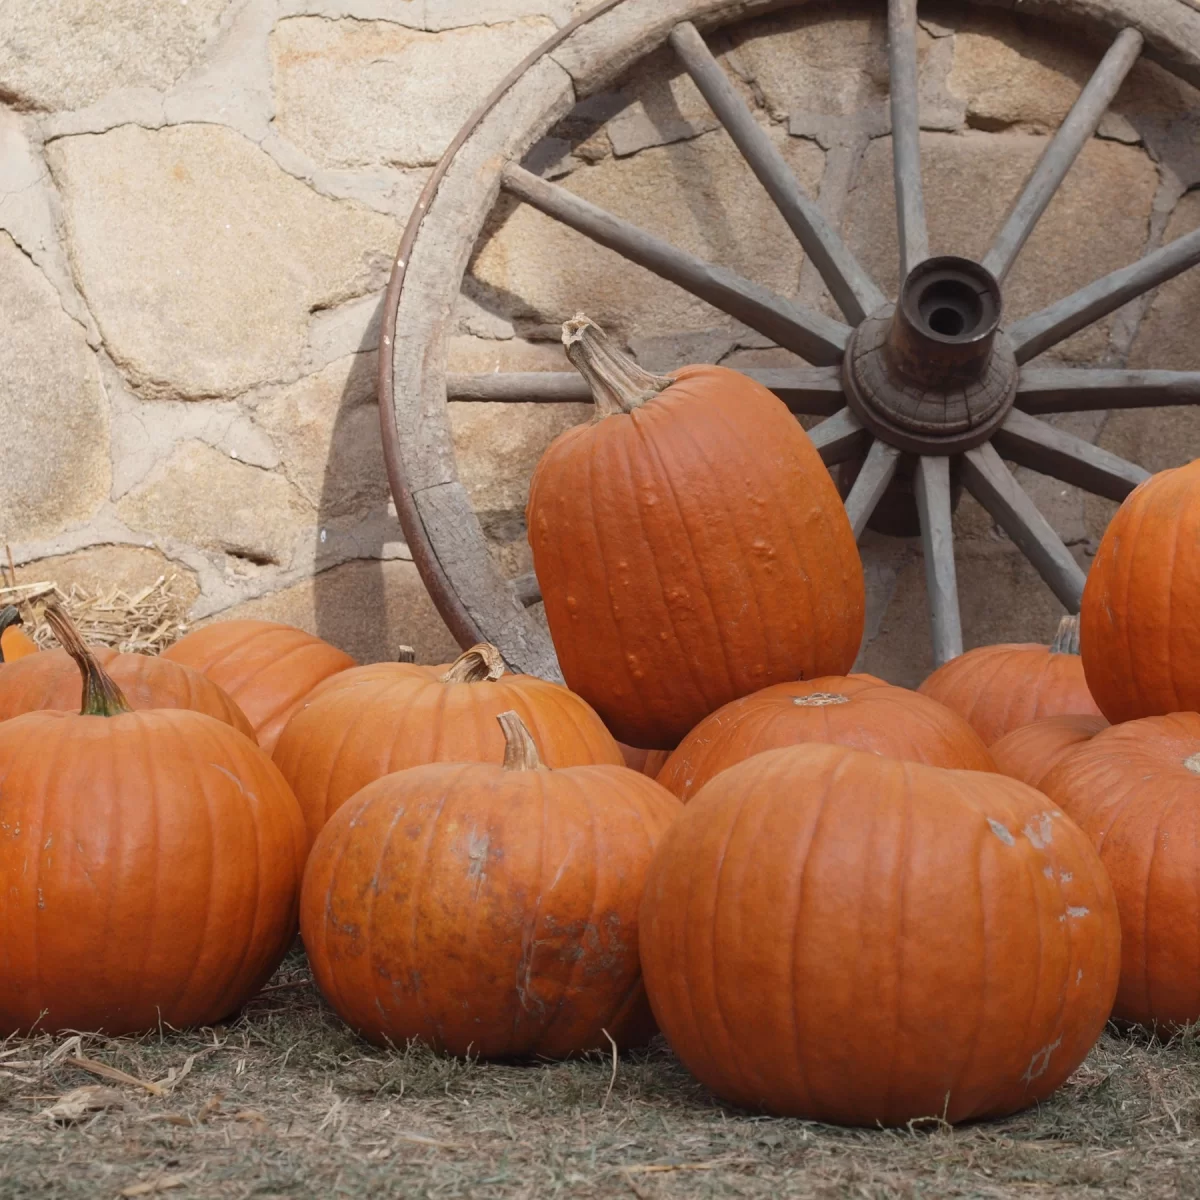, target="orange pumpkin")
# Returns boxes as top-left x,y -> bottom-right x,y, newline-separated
640,743 -> 1120,1125
990,714 -> 1108,790
1080,461 -> 1200,722
301,711 -> 681,1058
163,619 -> 356,753
0,604 -> 306,1036
526,316 -> 865,749
918,615 -> 1101,745
1041,713 -> 1200,1029
0,606 -> 37,662
274,643 -> 623,846
618,742 -> 672,778
657,674 -> 995,801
